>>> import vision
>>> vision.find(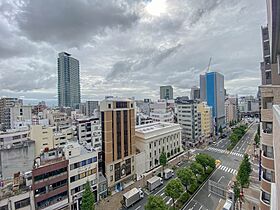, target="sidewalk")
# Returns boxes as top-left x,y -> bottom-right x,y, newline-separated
95,150 -> 191,210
